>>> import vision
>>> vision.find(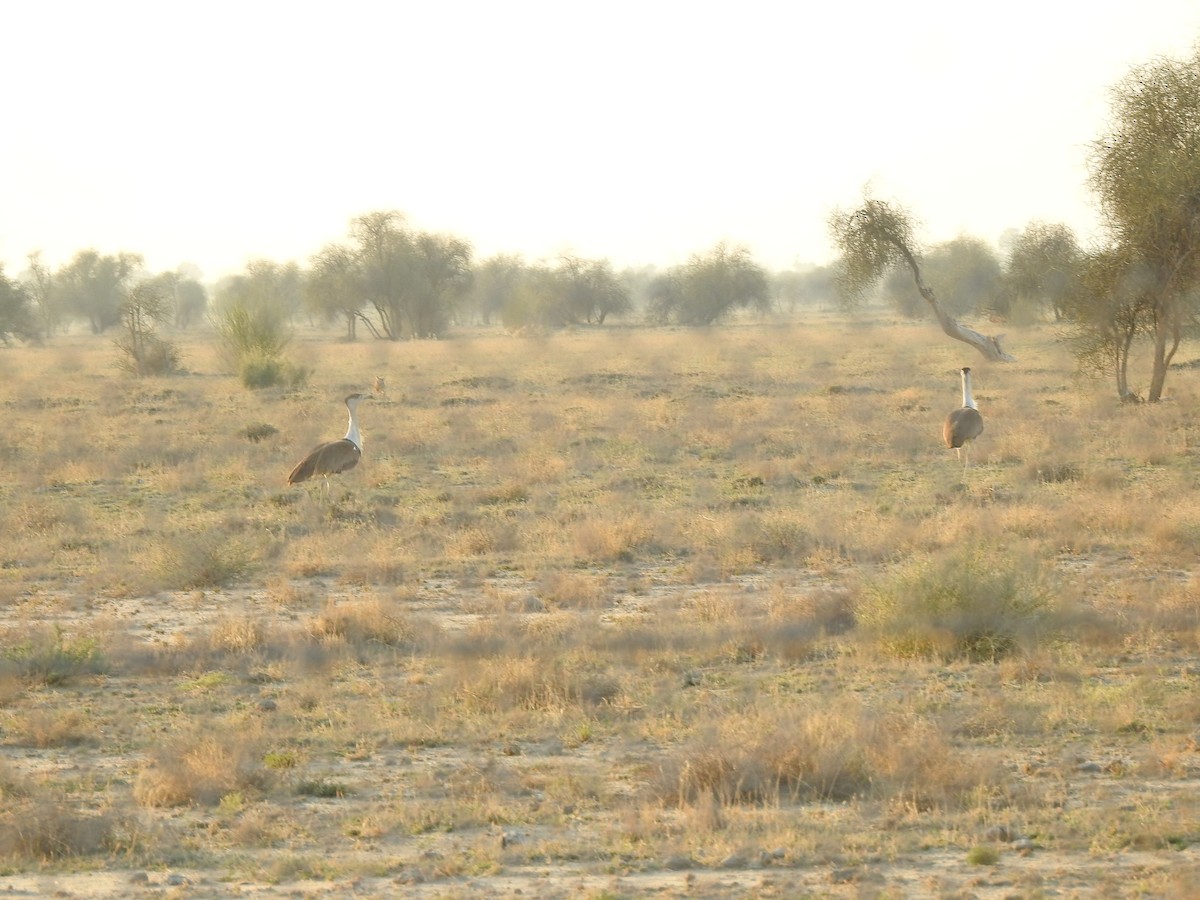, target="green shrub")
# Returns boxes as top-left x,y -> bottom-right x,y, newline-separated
1,626 -> 106,686
967,845 -> 1000,865
855,546 -> 1054,661
239,353 -> 309,390
214,301 -> 289,363
214,300 -> 306,390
